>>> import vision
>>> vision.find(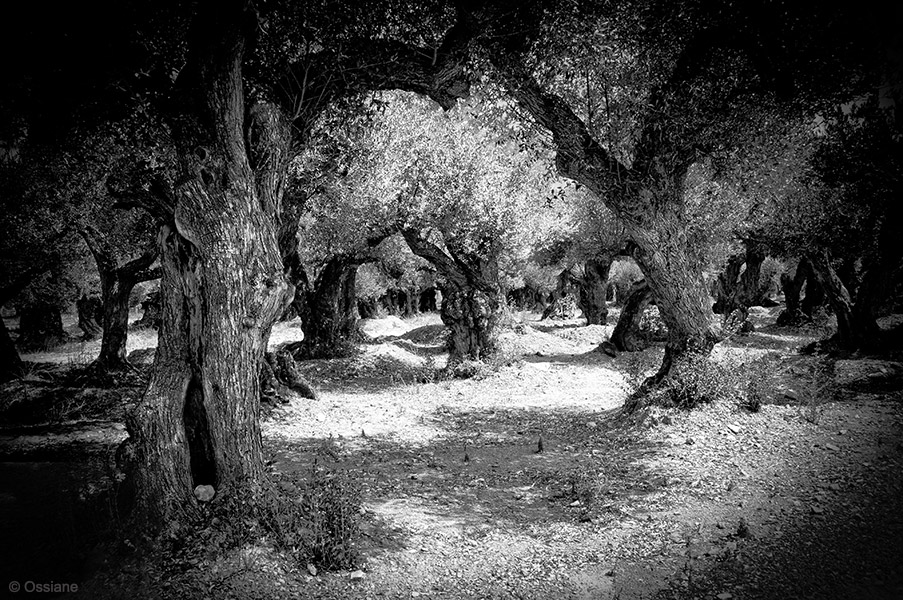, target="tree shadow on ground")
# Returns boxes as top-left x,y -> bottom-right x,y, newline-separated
647,427 -> 903,600
269,404 -> 673,554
